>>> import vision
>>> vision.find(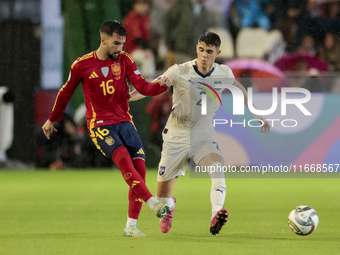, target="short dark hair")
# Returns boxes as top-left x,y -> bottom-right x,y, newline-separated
100,20 -> 127,37
198,32 -> 221,49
